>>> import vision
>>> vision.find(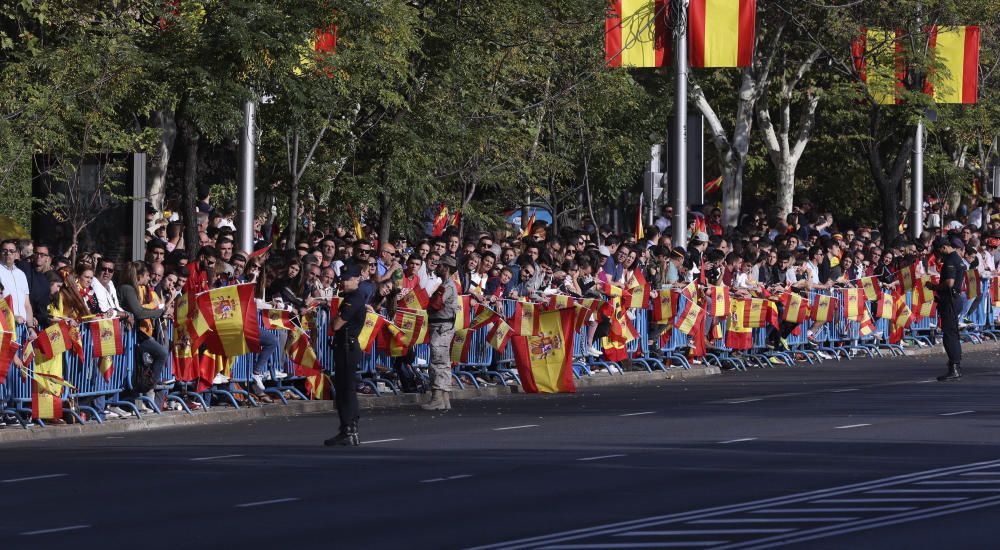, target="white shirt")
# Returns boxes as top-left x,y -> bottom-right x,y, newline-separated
91,279 -> 122,314
0,263 -> 29,318
803,261 -> 820,285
